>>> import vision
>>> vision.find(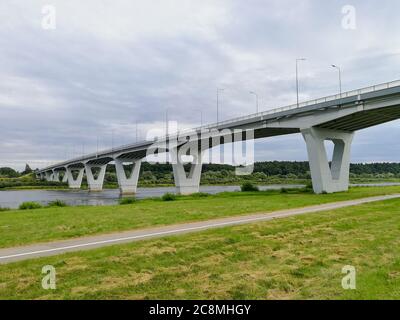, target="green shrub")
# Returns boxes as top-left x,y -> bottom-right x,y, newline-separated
0,207 -> 10,212
19,202 -> 42,210
48,200 -> 68,207
305,188 -> 314,194
280,188 -> 288,194
162,193 -> 176,201
191,192 -> 209,198
119,197 -> 137,205
240,182 -> 259,192
305,181 -> 313,190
